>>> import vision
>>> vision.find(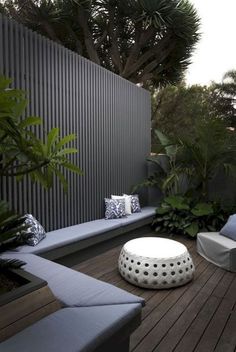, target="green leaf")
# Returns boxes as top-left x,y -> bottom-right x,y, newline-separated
19,116 -> 42,129
56,148 -> 78,156
62,162 -> 83,175
191,203 -> 214,216
156,206 -> 171,215
165,195 -> 190,210
47,128 -> 59,153
185,222 -> 199,237
55,133 -> 76,151
0,76 -> 12,90
12,98 -> 28,119
154,129 -> 177,157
